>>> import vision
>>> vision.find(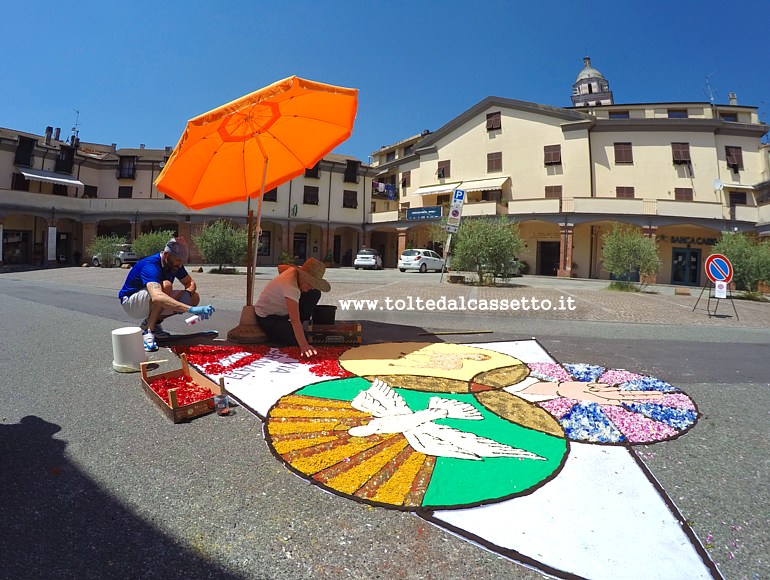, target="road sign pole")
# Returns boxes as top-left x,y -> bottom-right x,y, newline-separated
695,254 -> 739,321
439,232 -> 453,284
